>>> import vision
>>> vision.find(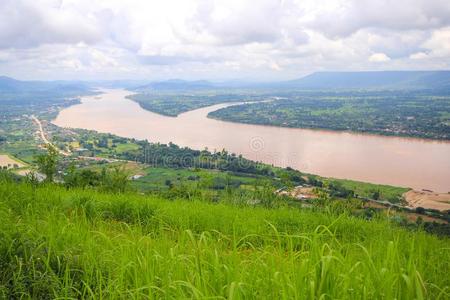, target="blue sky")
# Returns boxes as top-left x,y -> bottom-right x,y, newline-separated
1,0 -> 449,81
